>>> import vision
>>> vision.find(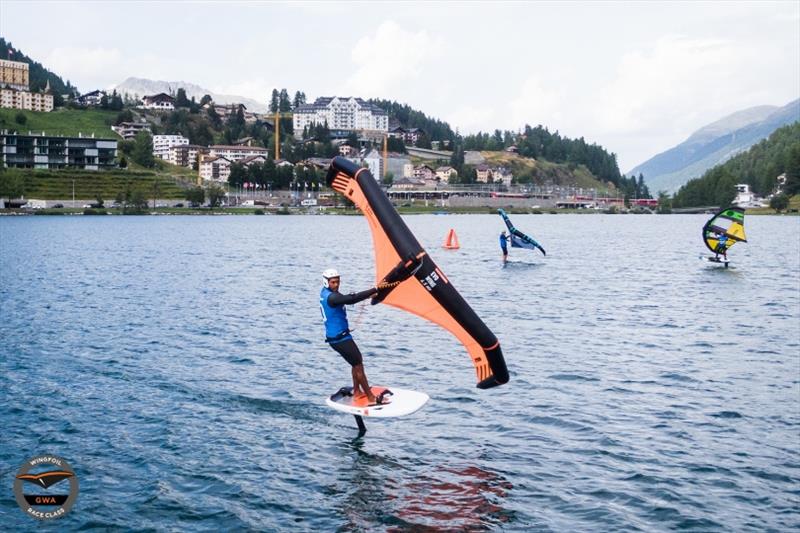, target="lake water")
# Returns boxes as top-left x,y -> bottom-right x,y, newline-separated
1,213 -> 798,531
